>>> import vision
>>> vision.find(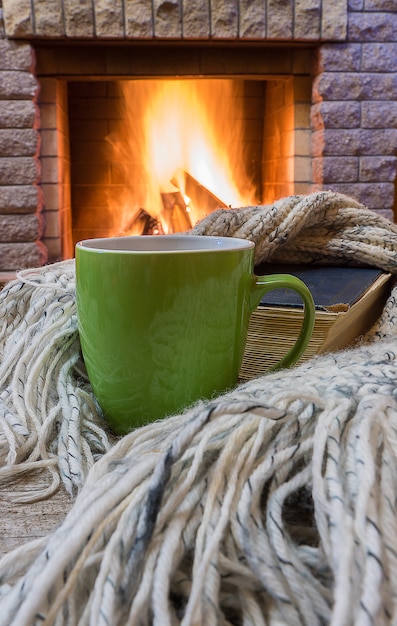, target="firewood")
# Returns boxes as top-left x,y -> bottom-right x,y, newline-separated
171,169 -> 228,221
118,208 -> 163,236
160,189 -> 192,232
